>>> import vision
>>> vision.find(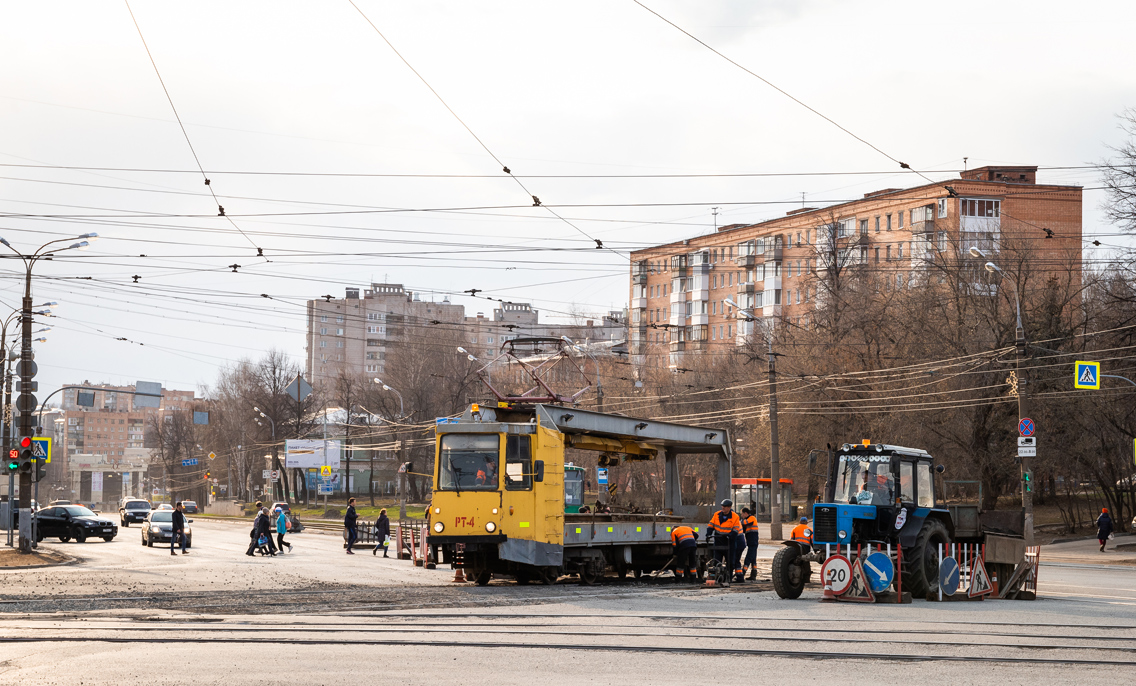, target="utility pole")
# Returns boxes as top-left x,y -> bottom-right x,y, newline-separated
1016,322 -> 1033,546
767,332 -> 783,541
